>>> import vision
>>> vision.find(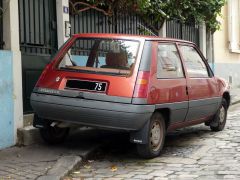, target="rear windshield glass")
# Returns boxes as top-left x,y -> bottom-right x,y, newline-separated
58,38 -> 140,76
